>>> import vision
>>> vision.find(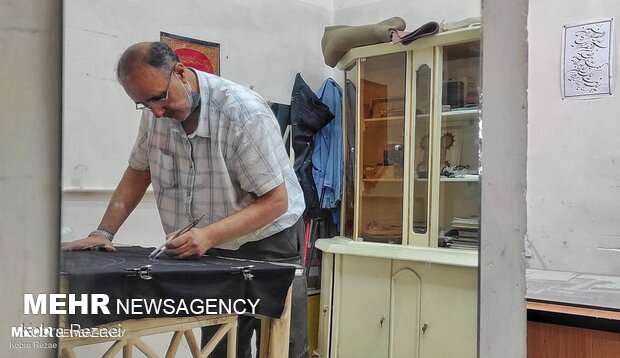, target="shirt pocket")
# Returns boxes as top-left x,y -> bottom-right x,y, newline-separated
158,150 -> 177,189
